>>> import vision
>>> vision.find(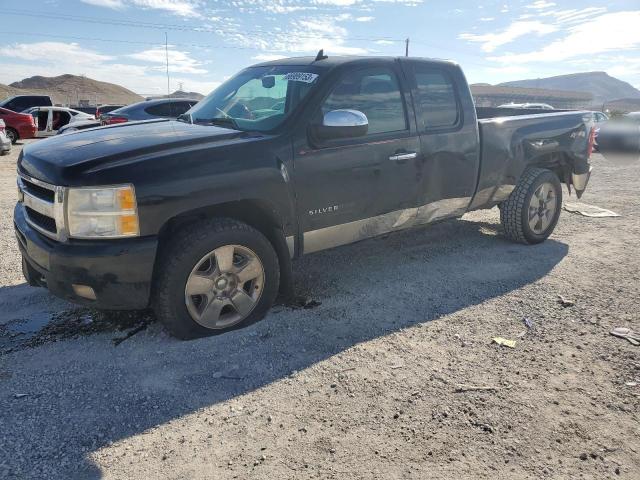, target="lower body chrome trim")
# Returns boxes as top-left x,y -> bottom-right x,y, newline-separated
303,197 -> 471,254
285,235 -> 295,258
